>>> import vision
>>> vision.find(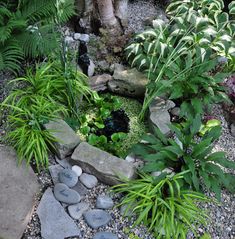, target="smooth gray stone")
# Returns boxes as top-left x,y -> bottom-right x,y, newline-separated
49,164 -> 64,185
71,142 -> 136,185
93,232 -> 118,239
55,156 -> 72,169
149,97 -> 175,136
59,168 -> 78,187
68,202 -> 90,220
79,173 -> 98,189
96,195 -> 114,209
37,188 -> 80,239
0,146 -> 39,239
84,209 -> 112,229
44,119 -> 80,159
107,65 -> 148,97
54,183 -> 81,204
72,181 -> 88,198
